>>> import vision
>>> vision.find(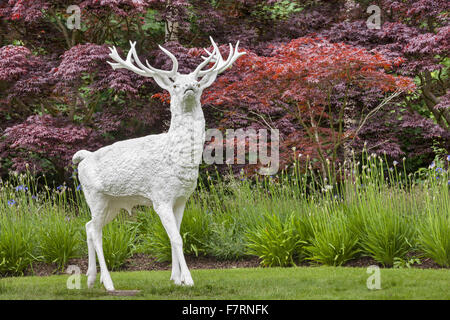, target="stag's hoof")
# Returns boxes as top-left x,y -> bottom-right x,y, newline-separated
180,272 -> 194,286
87,274 -> 96,289
86,269 -> 97,289
170,271 -> 180,282
100,273 -> 115,292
